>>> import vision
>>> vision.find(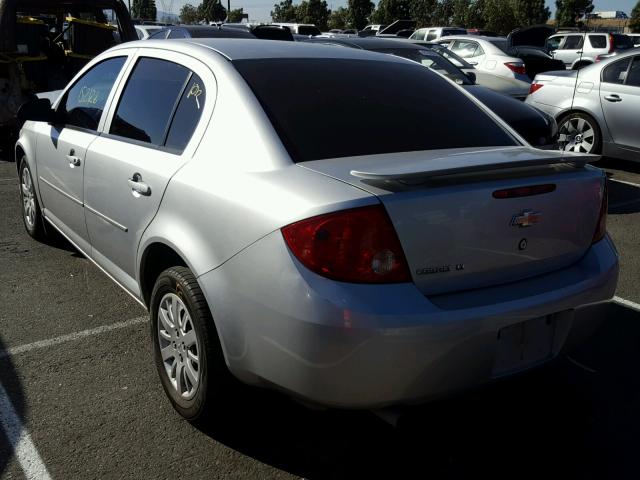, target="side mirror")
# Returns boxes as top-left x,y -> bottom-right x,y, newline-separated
465,71 -> 477,83
16,98 -> 54,125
